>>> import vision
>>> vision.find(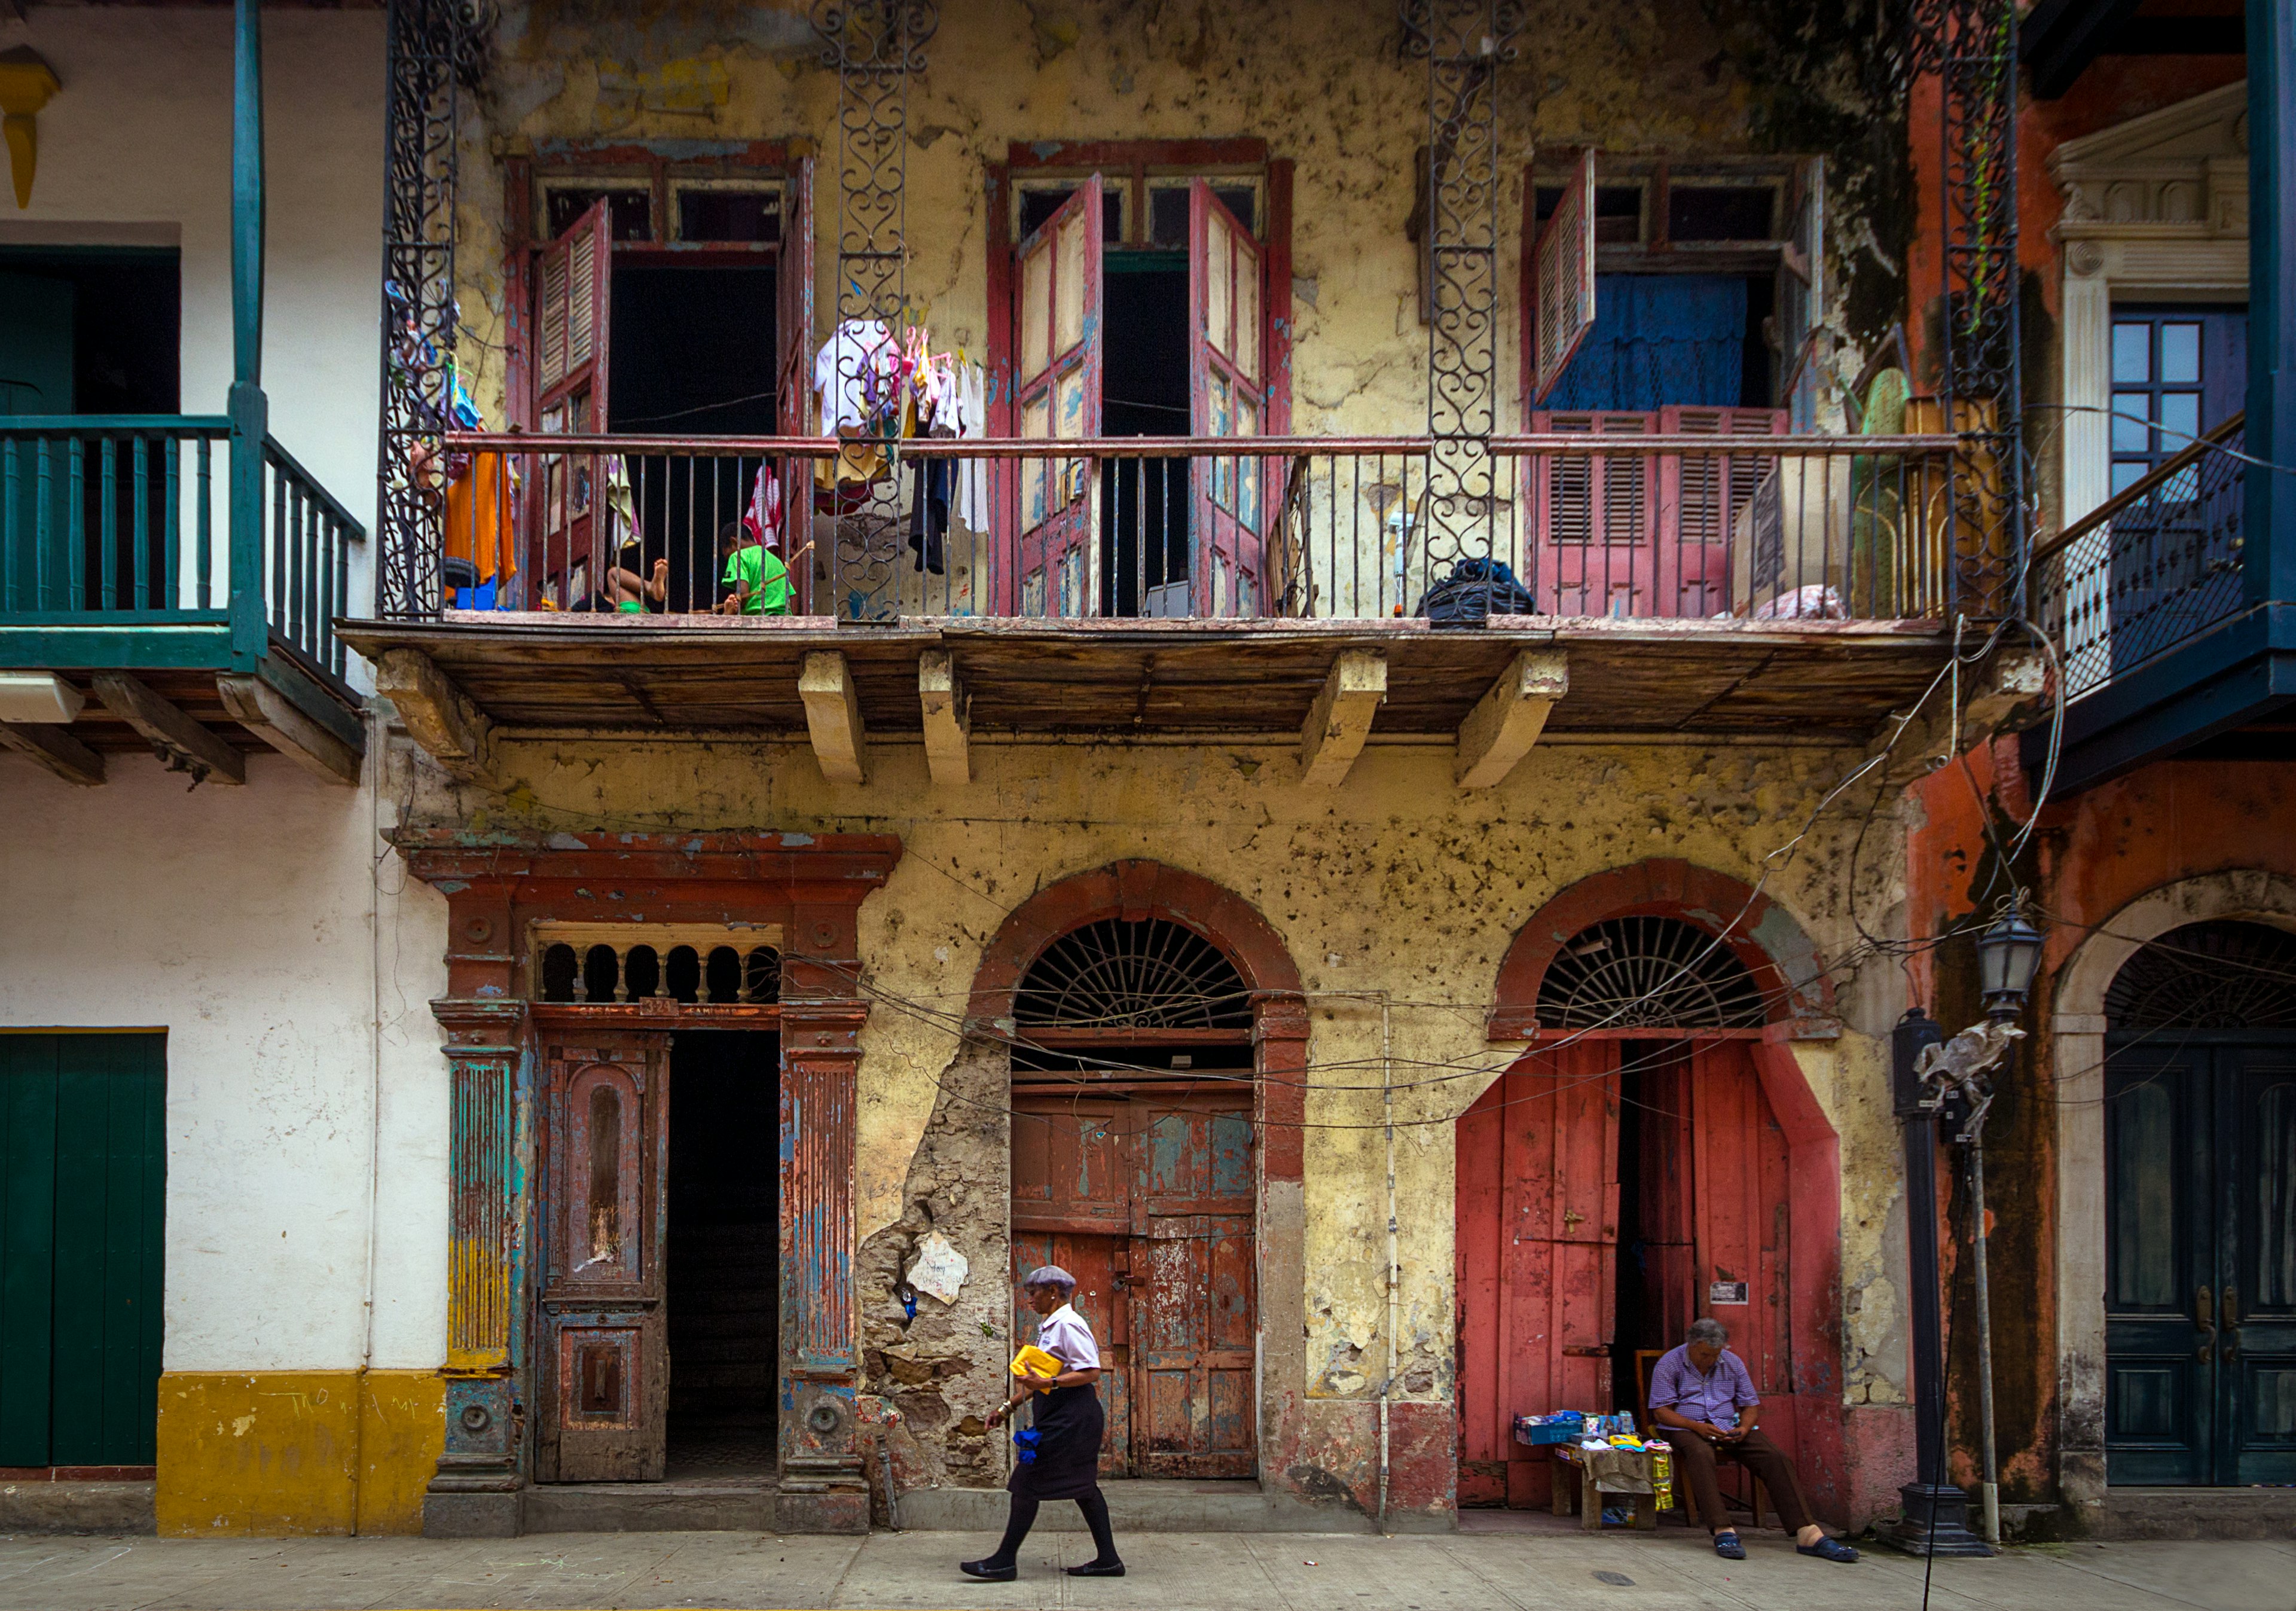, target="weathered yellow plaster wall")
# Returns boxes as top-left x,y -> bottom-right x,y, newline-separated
155,1370 -> 443,1536
417,733 -> 1913,1441
450,0 -> 1870,435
